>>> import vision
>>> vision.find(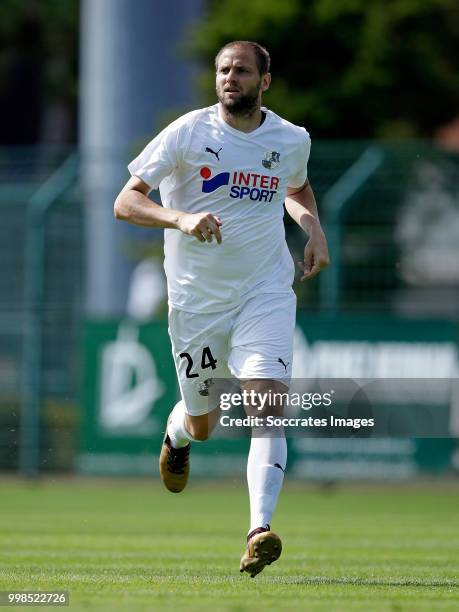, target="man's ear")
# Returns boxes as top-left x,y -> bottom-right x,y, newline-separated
261,72 -> 271,93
